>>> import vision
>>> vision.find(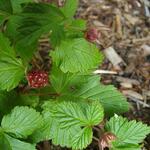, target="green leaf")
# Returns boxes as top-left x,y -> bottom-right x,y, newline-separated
70,19 -> 86,31
16,3 -> 65,62
46,109 -> 77,148
5,134 -> 36,150
0,131 -> 36,150
43,100 -> 104,128
51,119 -> 80,147
29,111 -> 53,143
61,0 -> 78,18
0,32 -> 16,58
11,0 -> 34,13
50,25 -> 65,47
41,100 -> 103,148
0,16 -> 5,26
0,91 -> 19,118
50,65 -> 84,94
73,75 -> 129,115
0,60 -> 25,91
72,127 -> 93,150
50,68 -> 129,115
1,106 -> 43,138
0,91 -> 39,119
0,33 -> 25,91
111,142 -> 141,150
19,94 -> 39,107
31,110 -> 81,148
65,19 -> 86,39
0,0 -> 34,15
85,101 -> 104,125
51,101 -> 87,128
105,115 -> 150,145
0,132 -> 11,150
0,0 -> 13,15
51,38 -> 103,73
4,15 -> 21,42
